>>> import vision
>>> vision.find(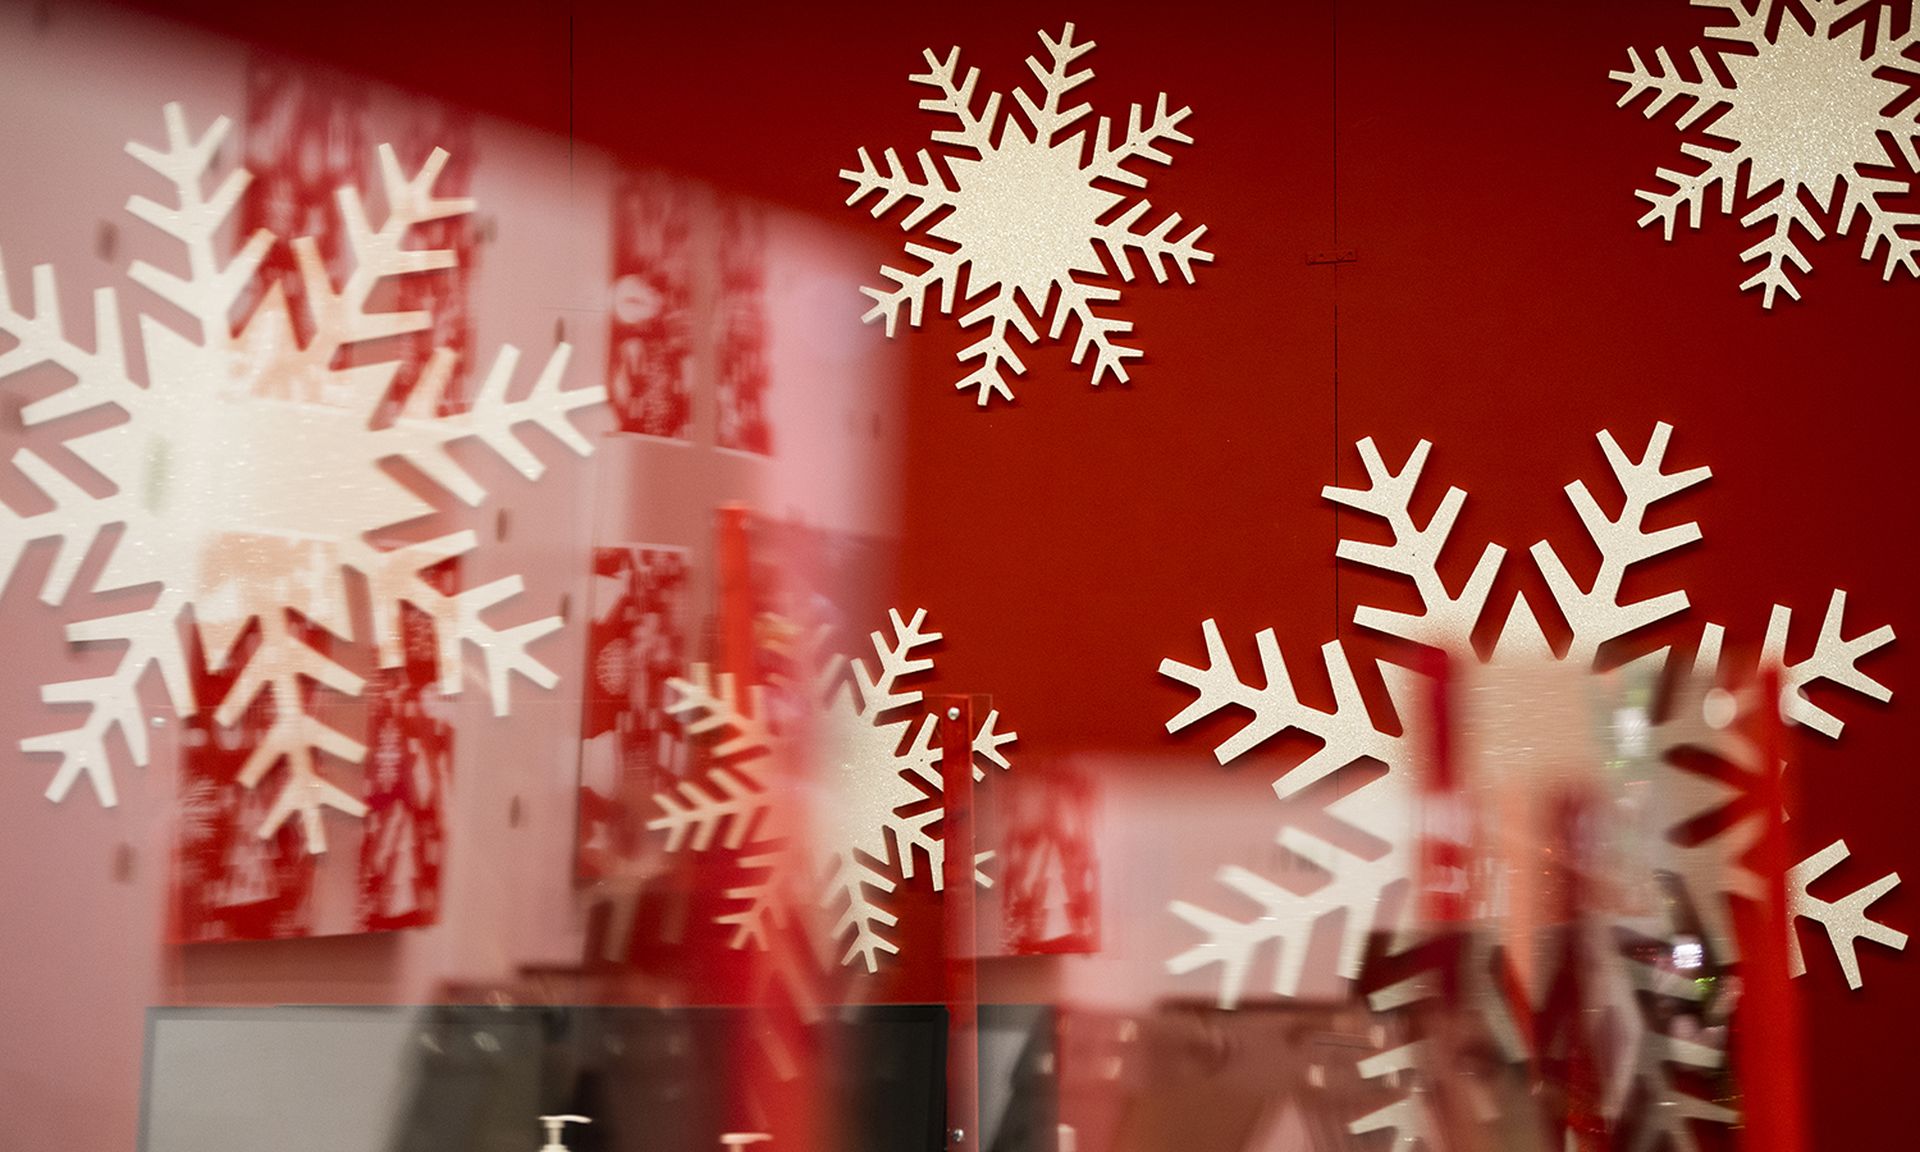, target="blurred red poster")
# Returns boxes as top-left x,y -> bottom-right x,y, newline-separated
355,653 -> 453,933
1002,768 -> 1099,954
239,58 -> 368,359
715,201 -> 772,455
576,546 -> 694,883
171,685 -> 319,943
608,176 -> 695,439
